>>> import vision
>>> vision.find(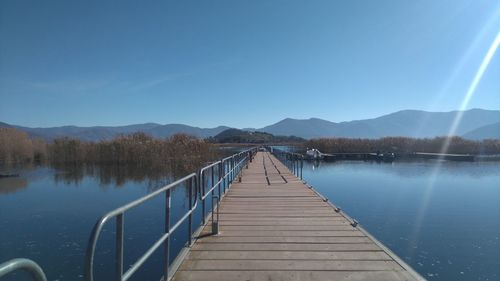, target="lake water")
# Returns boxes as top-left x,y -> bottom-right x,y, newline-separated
302,160 -> 500,281
1,159 -> 499,281
0,166 -> 212,281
